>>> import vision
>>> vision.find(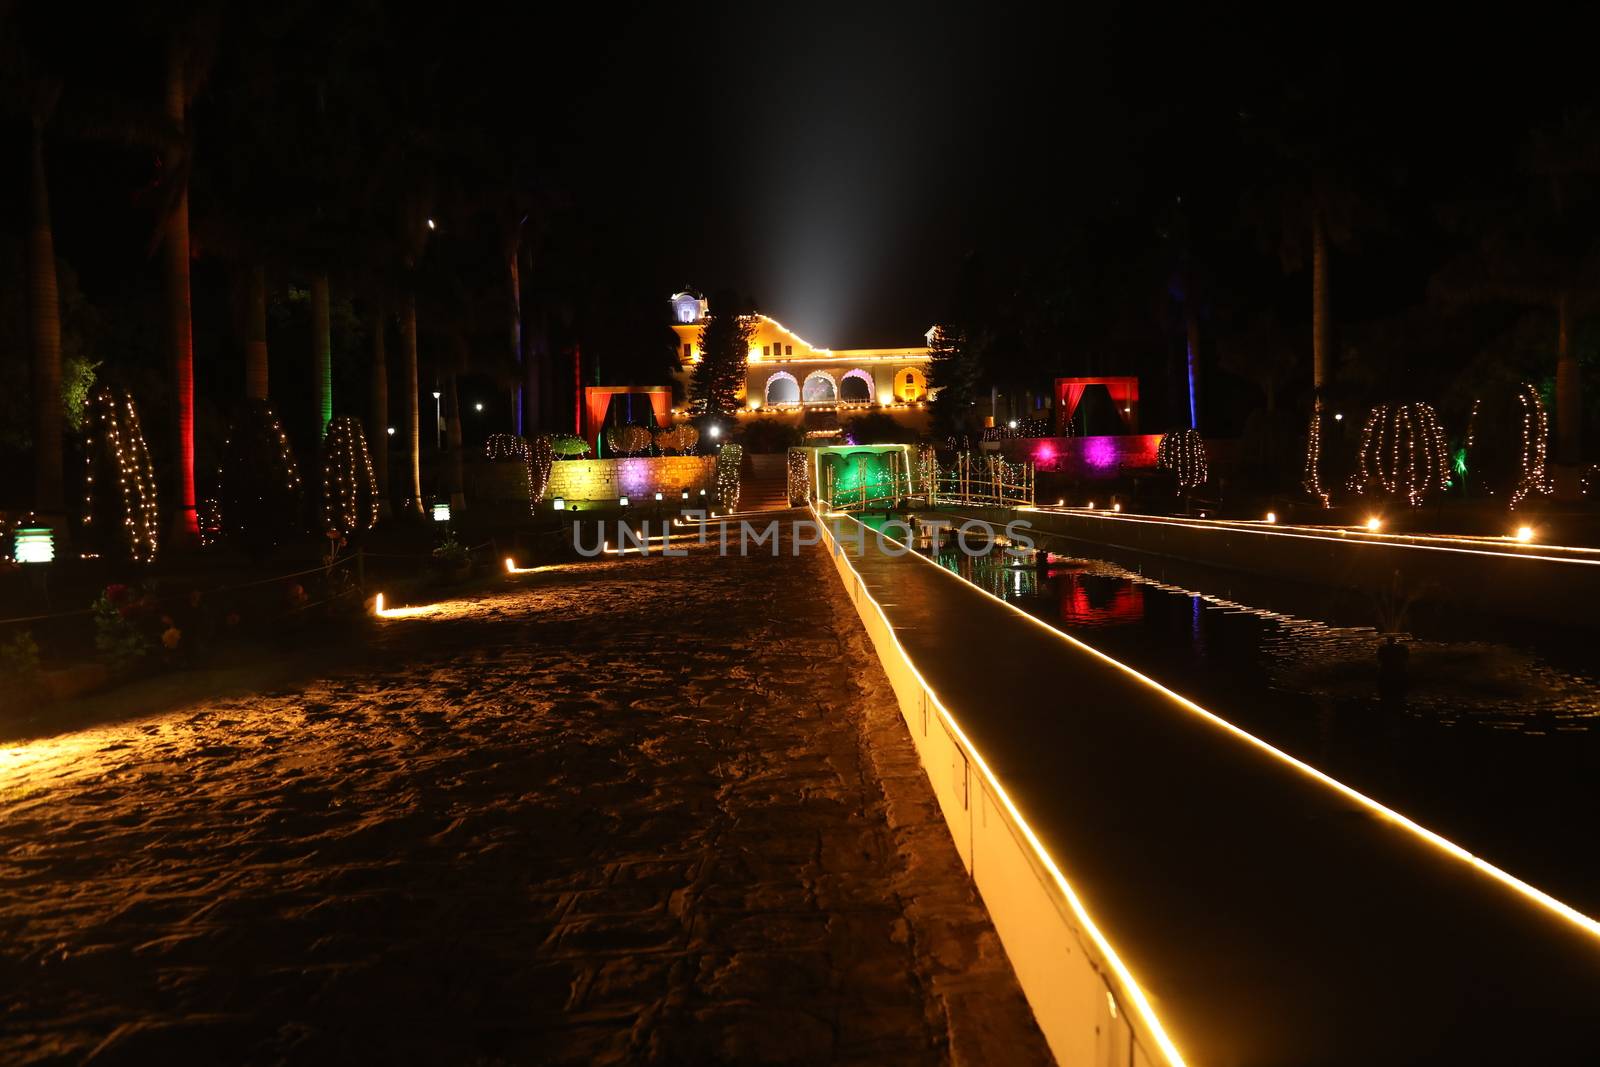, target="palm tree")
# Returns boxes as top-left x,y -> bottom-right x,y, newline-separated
366,289 -> 390,516
1433,114 -> 1600,465
153,16 -> 217,547
21,65 -> 64,521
